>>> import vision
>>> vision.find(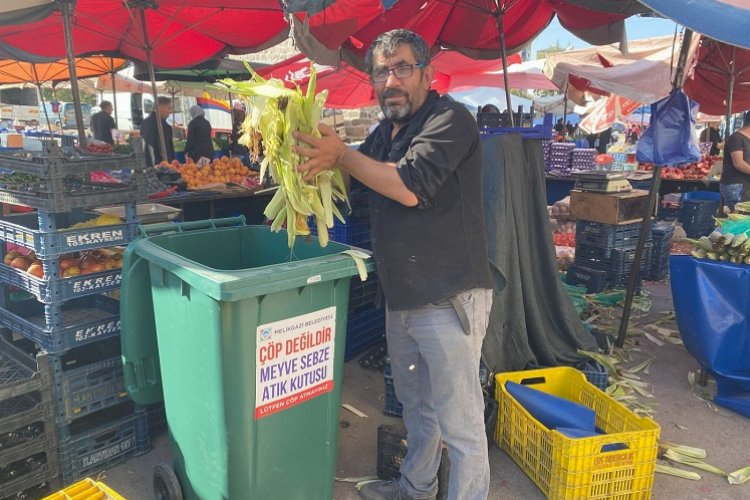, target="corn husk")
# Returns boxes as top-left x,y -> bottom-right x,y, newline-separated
655,463 -> 701,480
728,465 -> 750,485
